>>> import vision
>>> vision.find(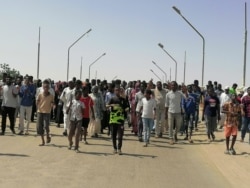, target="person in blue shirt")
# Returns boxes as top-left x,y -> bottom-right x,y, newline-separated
182,85 -> 196,143
17,76 -> 36,135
